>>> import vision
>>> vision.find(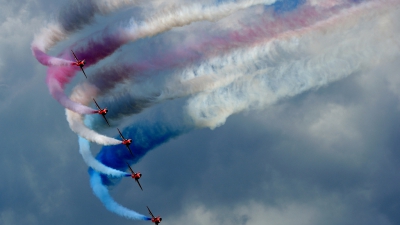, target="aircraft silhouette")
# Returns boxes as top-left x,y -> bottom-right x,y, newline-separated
147,206 -> 162,225
93,98 -> 110,126
118,128 -> 133,157
125,162 -> 143,191
71,50 -> 87,78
